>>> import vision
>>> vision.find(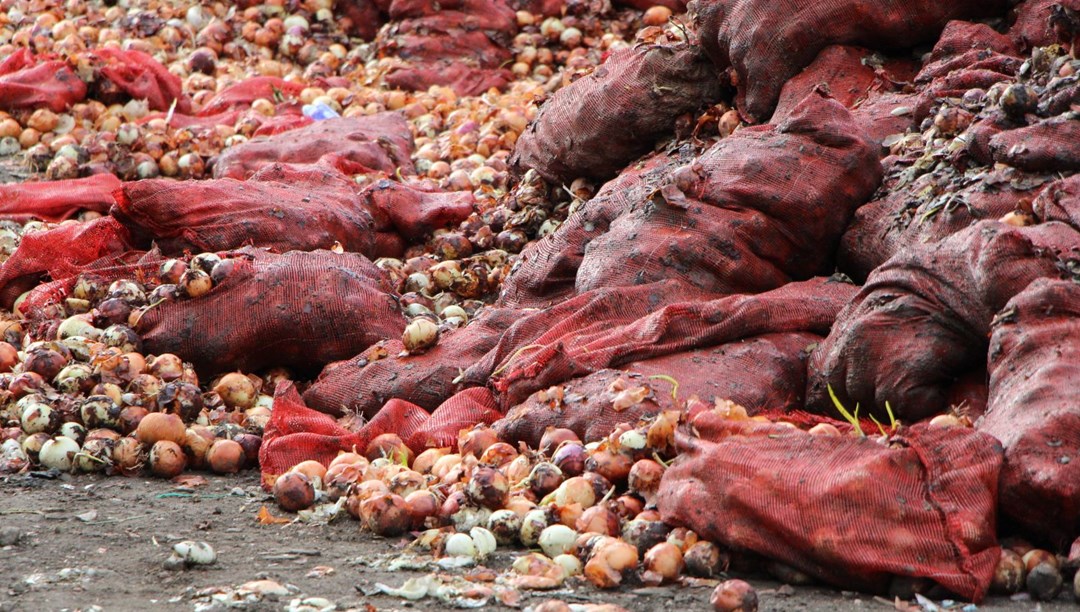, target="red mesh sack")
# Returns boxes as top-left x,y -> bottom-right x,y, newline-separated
0,49 -> 87,112
510,40 -> 722,184
383,64 -> 513,98
916,21 -> 1020,83
259,382 -> 429,489
1008,0 -> 1080,50
574,93 -> 882,295
196,77 -> 306,117
838,167 -> 1045,282
500,149 -> 695,308
657,415 -> 1003,601
989,116 -> 1080,173
135,249 -> 406,374
85,48 -> 191,113
808,221 -> 1080,422
405,387 -> 503,450
359,179 -> 475,238
335,0 -> 387,40
772,45 -> 918,124
619,0 -> 684,10
691,0 -> 1009,122
491,277 -> 857,408
494,331 -> 820,447
111,165 -> 377,256
1033,173 -> 1080,228
981,278 -> 1080,542
304,306 -> 520,417
386,0 -> 517,31
0,217 -> 134,309
0,174 -> 121,222
211,113 -> 415,180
